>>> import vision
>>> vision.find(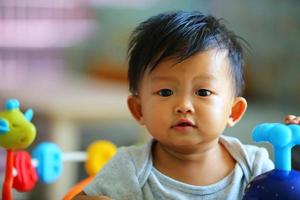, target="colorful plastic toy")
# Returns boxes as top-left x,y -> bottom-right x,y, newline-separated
63,140 -> 117,200
63,176 -> 95,200
243,123 -> 300,200
32,142 -> 63,184
13,151 -> 38,192
0,99 -> 37,200
0,99 -> 117,199
31,140 -> 117,185
85,140 -> 117,176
